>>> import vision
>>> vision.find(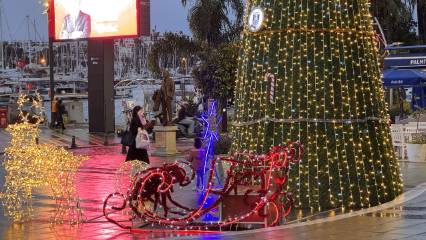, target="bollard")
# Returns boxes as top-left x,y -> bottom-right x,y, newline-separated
71,136 -> 77,149
104,134 -> 108,146
35,137 -> 39,145
121,144 -> 127,154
